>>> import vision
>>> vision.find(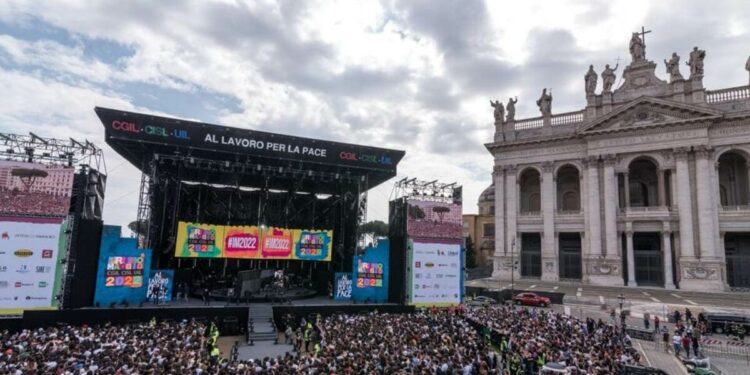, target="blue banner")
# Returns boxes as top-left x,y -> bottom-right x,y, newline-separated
351,239 -> 389,303
93,226 -> 152,306
147,269 -> 174,303
333,272 -> 352,300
